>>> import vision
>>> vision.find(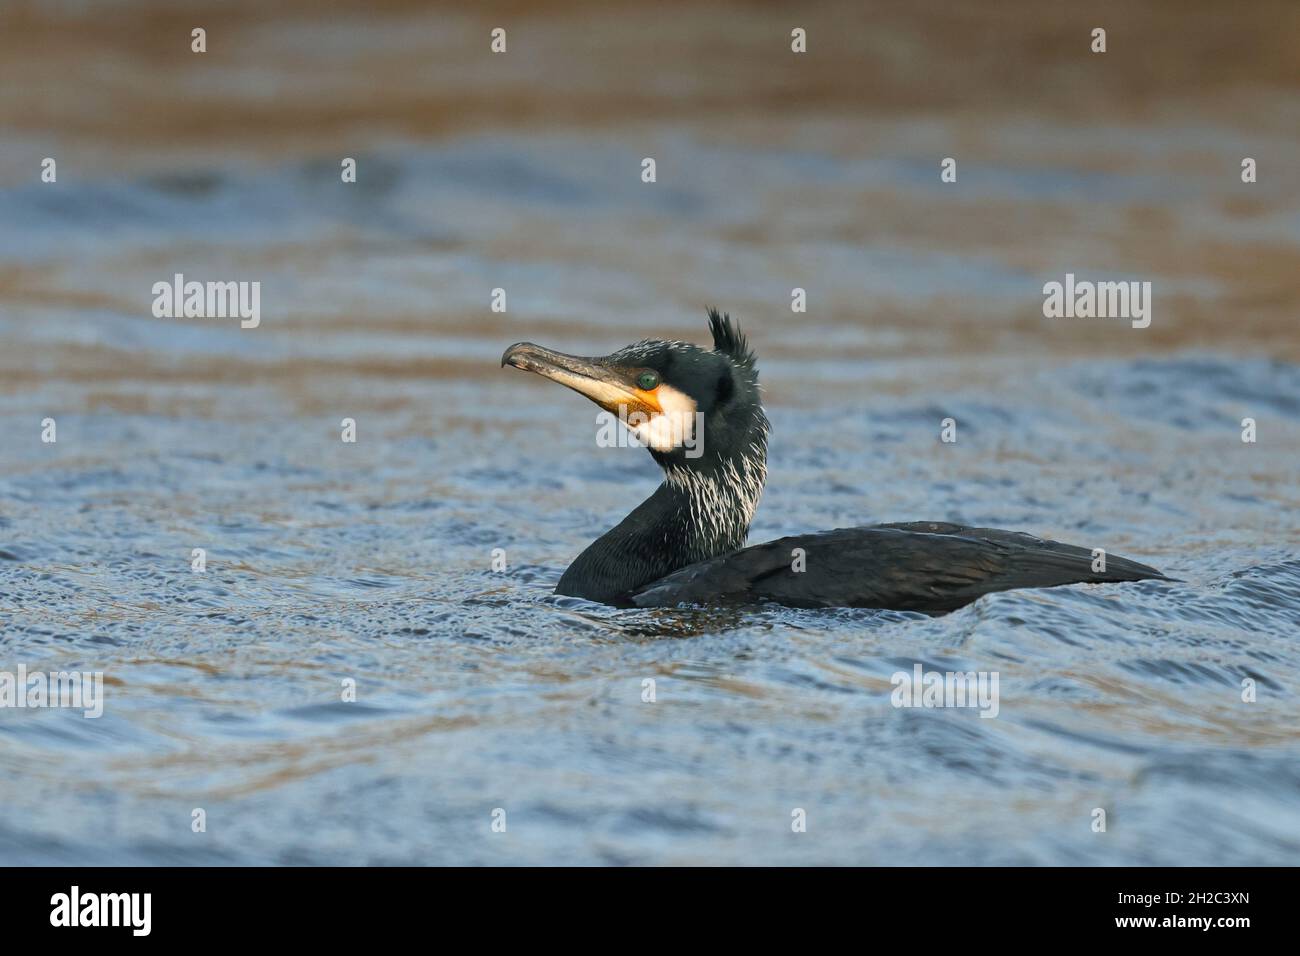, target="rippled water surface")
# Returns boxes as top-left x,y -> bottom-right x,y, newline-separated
2,0 -> 1298,865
